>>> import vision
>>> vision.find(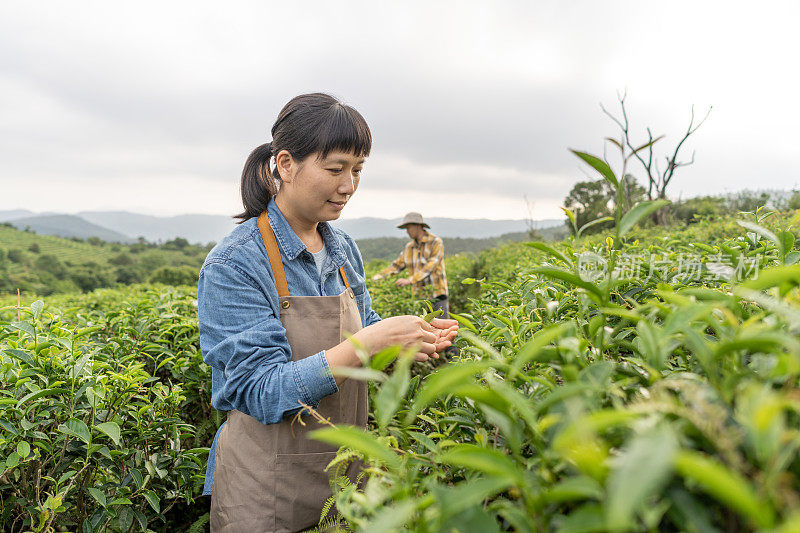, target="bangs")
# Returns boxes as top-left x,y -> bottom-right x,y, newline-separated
315,104 -> 372,159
